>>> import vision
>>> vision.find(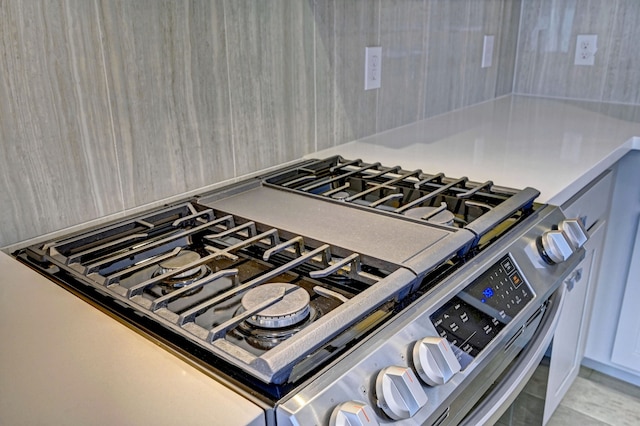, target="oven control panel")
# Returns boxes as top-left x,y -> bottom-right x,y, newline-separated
429,255 -> 534,368
278,206 -> 583,426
